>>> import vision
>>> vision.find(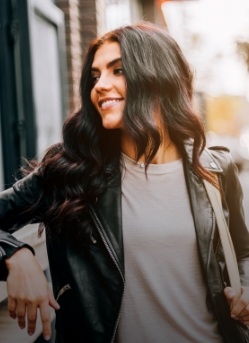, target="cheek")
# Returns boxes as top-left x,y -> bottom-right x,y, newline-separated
90,89 -> 97,108
118,80 -> 126,97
